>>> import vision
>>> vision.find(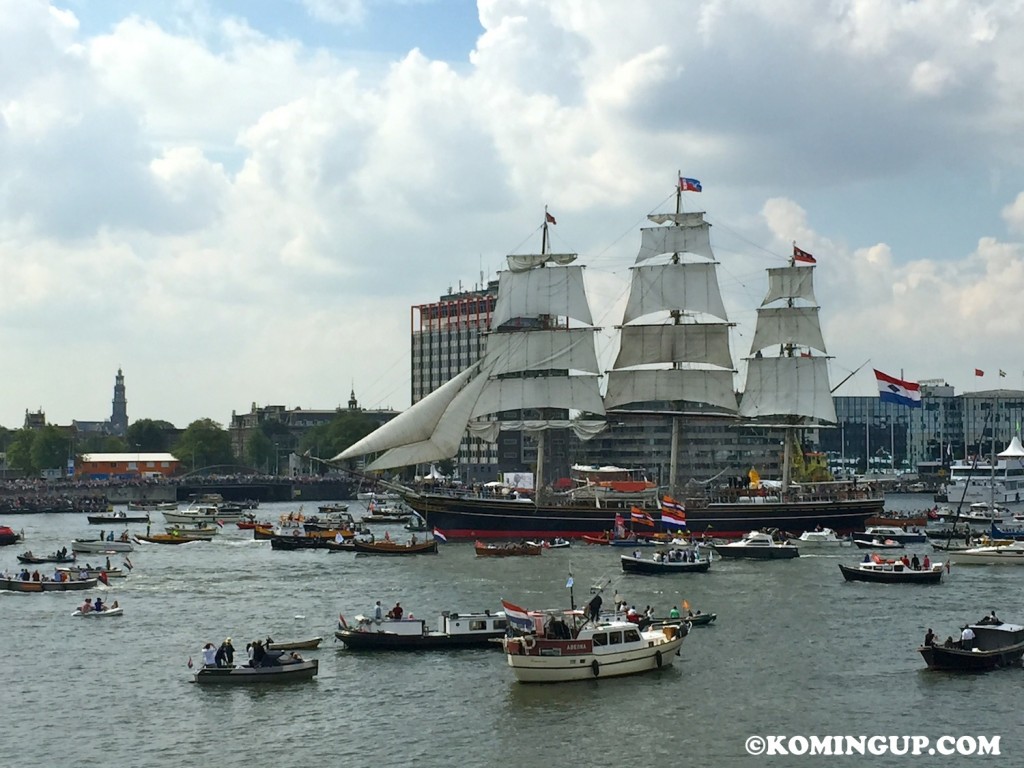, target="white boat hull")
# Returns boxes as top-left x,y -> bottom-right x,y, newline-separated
164,511 -> 243,524
946,547 -> 1024,565
72,607 -> 123,617
72,540 -> 134,553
